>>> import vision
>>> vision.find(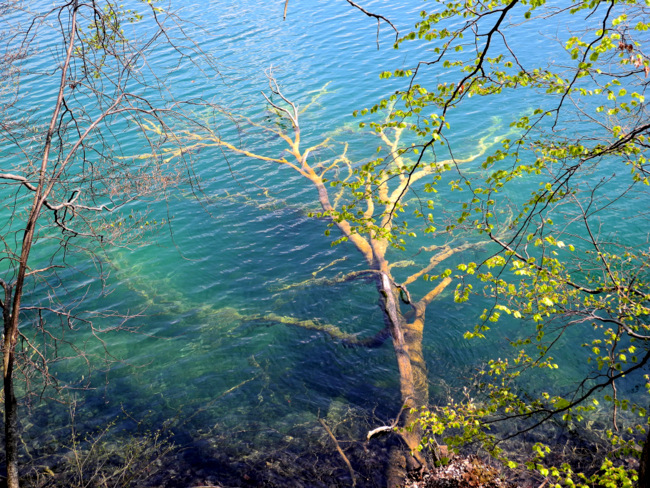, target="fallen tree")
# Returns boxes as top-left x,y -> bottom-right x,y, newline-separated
140,73 -> 508,485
